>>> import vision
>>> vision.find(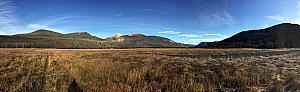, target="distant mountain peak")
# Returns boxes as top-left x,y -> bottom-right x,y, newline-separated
111,33 -> 145,39
274,23 -> 298,26
112,34 -> 124,39
32,29 -> 60,34
34,29 -> 51,32
268,23 -> 300,31
15,30 -> 102,40
16,29 -> 61,38
2,30 -> 190,48
128,33 -> 145,37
